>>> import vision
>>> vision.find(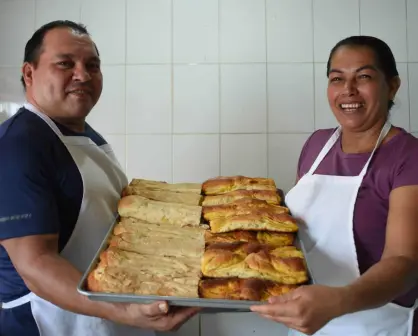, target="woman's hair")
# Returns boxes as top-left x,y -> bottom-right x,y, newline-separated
326,36 -> 399,110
